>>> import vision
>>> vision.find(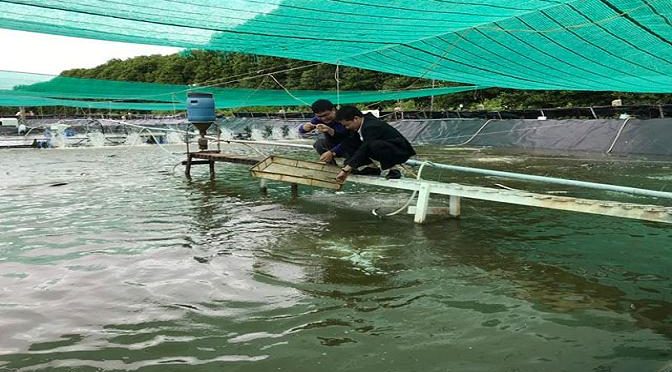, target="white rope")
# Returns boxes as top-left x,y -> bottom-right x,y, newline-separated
371,161 -> 431,217
97,120 -> 180,159
444,118 -> 495,147
235,75 -> 271,112
171,160 -> 184,176
135,126 -> 181,158
606,117 -> 631,154
240,142 -> 269,157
